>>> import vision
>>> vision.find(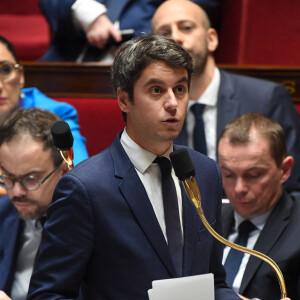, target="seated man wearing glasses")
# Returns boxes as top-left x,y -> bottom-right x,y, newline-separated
0,35 -> 88,166
0,108 -> 69,300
